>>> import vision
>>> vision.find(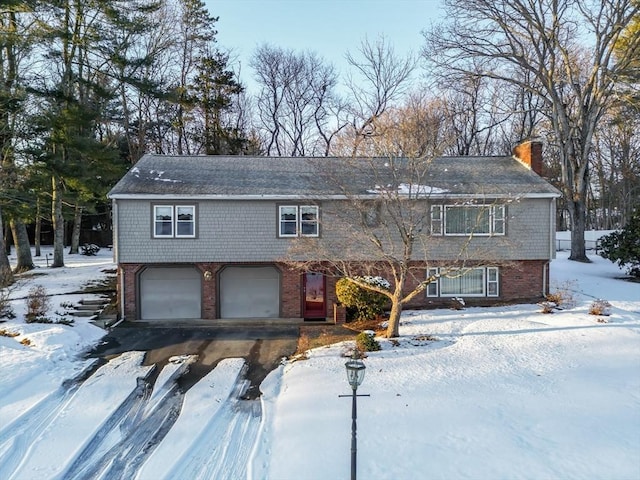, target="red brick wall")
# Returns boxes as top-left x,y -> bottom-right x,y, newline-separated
280,265 -> 301,317
119,263 -> 143,320
403,260 -> 548,309
117,259 -> 547,321
198,263 -> 220,319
